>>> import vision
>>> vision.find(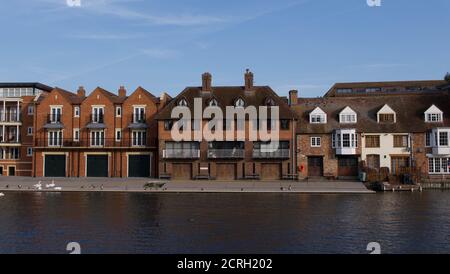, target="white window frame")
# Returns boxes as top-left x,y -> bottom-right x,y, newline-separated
90,130 -> 105,147
27,147 -> 33,157
310,137 -> 321,147
425,105 -> 444,123
27,105 -> 34,116
48,130 -> 62,147
73,128 -> 80,142
92,107 -> 104,123
115,129 -> 122,142
310,114 -> 326,124
428,157 -> 450,174
74,106 -> 80,117
133,106 -> 145,123
116,106 -> 122,117
50,106 -> 62,123
27,126 -> 33,136
132,130 -> 147,147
